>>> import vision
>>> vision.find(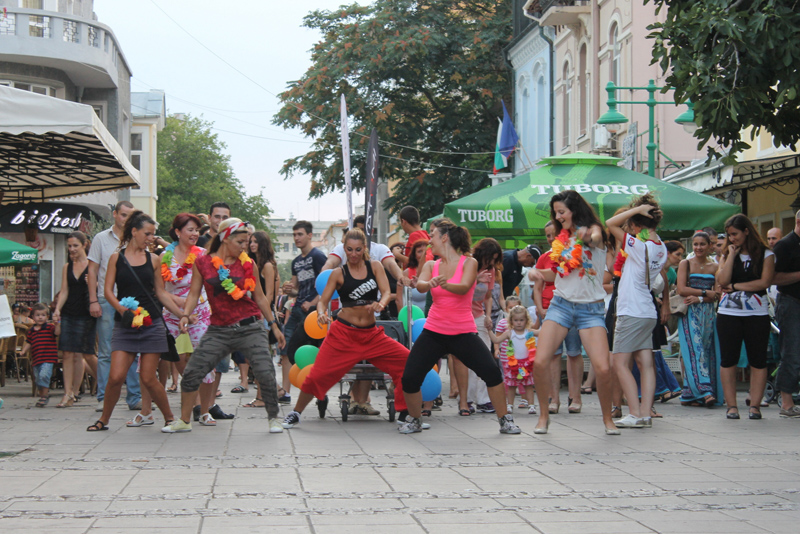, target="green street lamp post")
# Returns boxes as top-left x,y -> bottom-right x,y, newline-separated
597,79 -> 697,177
